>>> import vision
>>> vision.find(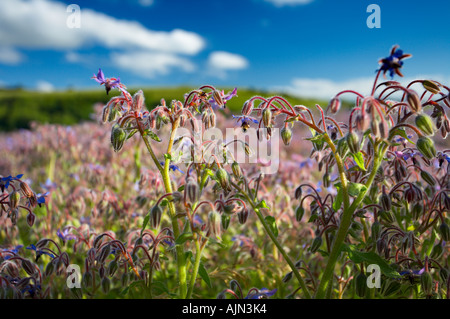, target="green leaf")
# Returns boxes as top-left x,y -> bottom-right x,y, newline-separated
348,182 -> 367,197
333,187 -> 343,211
126,129 -> 138,140
352,152 -> 366,171
175,233 -> 193,246
141,212 -> 151,235
390,128 -> 415,145
145,130 -> 162,142
305,131 -> 326,142
264,215 -> 278,237
342,244 -> 401,278
120,280 -> 145,296
257,200 -> 269,209
198,262 -> 212,289
334,182 -> 367,197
